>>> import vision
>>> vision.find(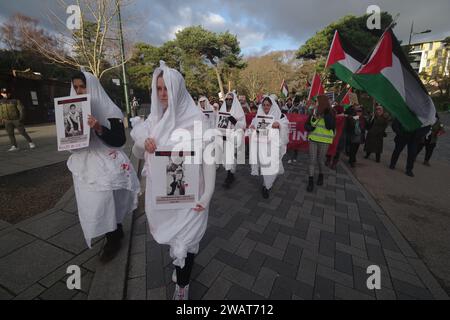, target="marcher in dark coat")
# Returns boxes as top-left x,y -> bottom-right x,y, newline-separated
389,119 -> 430,177
364,105 -> 389,162
416,115 -> 445,166
346,106 -> 367,167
